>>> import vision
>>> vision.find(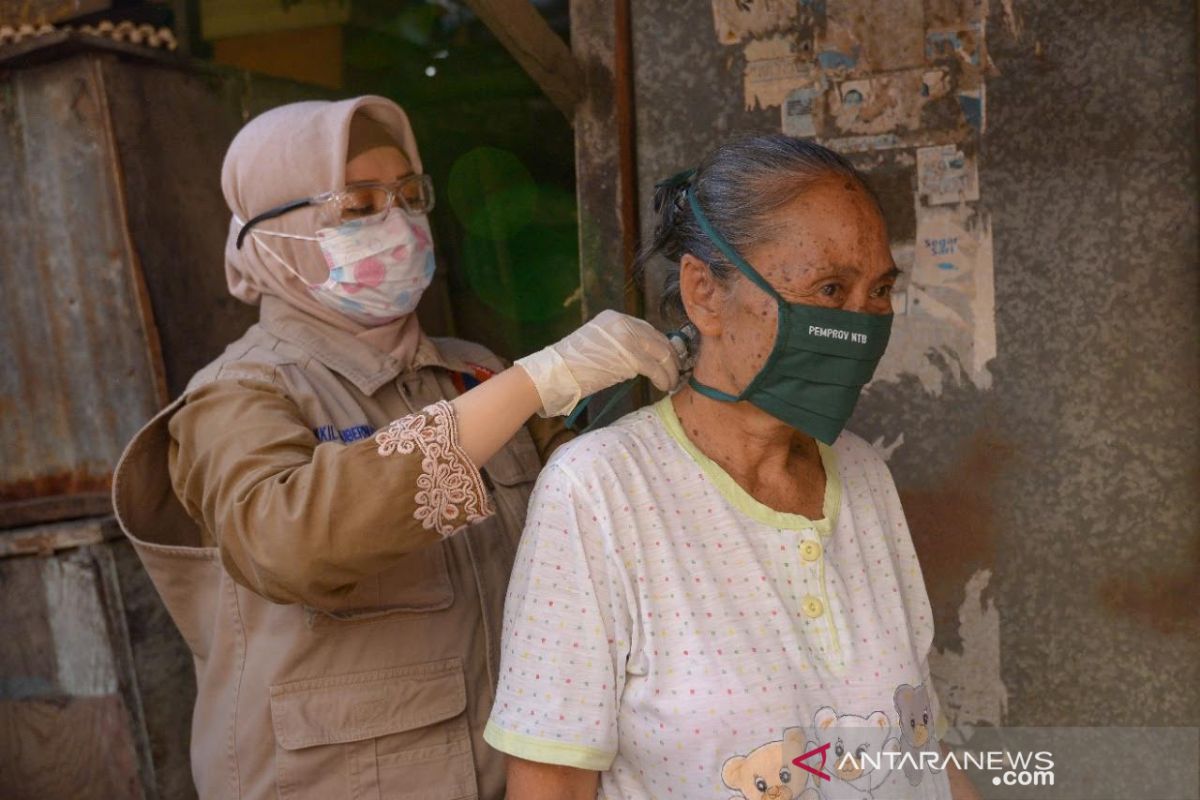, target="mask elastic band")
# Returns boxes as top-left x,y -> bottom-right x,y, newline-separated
248,229 -> 319,243
685,187 -> 783,303
682,186 -> 780,404
235,215 -> 320,288
232,211 -> 320,244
